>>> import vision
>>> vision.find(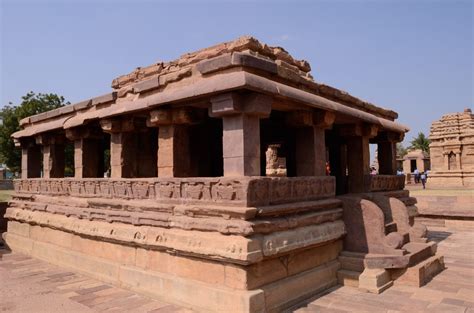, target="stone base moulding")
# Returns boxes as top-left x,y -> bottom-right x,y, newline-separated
3,222 -> 342,313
